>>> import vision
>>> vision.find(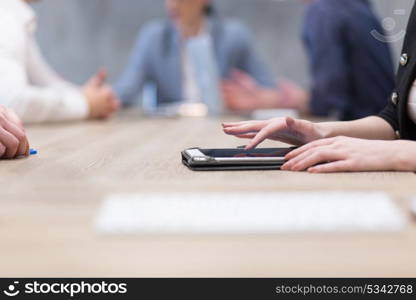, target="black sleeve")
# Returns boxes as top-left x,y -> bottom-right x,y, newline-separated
378,101 -> 399,131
